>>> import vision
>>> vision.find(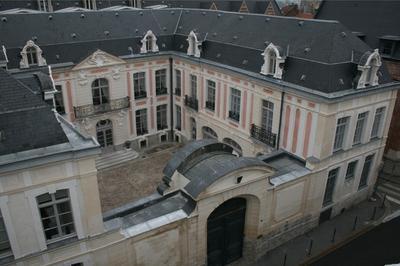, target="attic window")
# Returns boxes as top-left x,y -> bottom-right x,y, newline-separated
260,43 -> 285,79
140,30 -> 159,54
20,40 -> 47,69
356,49 -> 381,89
187,30 -> 201,58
